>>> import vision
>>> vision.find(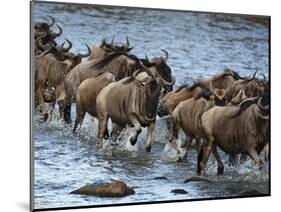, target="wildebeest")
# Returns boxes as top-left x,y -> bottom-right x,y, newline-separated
226,71 -> 267,103
73,53 -> 175,134
73,72 -> 116,135
227,89 -> 247,106
63,40 -> 174,123
200,68 -> 245,91
158,69 -> 244,117
95,66 -> 165,151
169,84 -> 226,161
35,42 -> 91,122
34,16 -> 63,46
158,82 -> 210,117
88,36 -> 133,61
198,95 -> 269,176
